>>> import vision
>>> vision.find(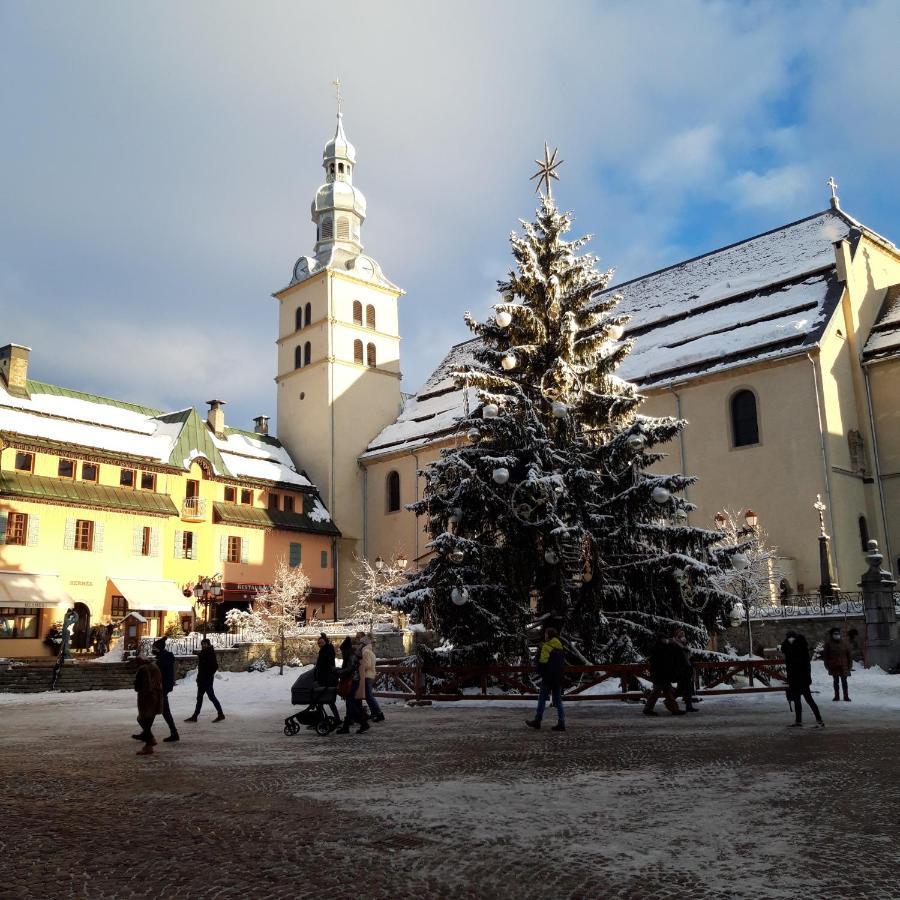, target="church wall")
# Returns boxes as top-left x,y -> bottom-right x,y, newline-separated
867,358 -> 900,574
641,357 -> 828,595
